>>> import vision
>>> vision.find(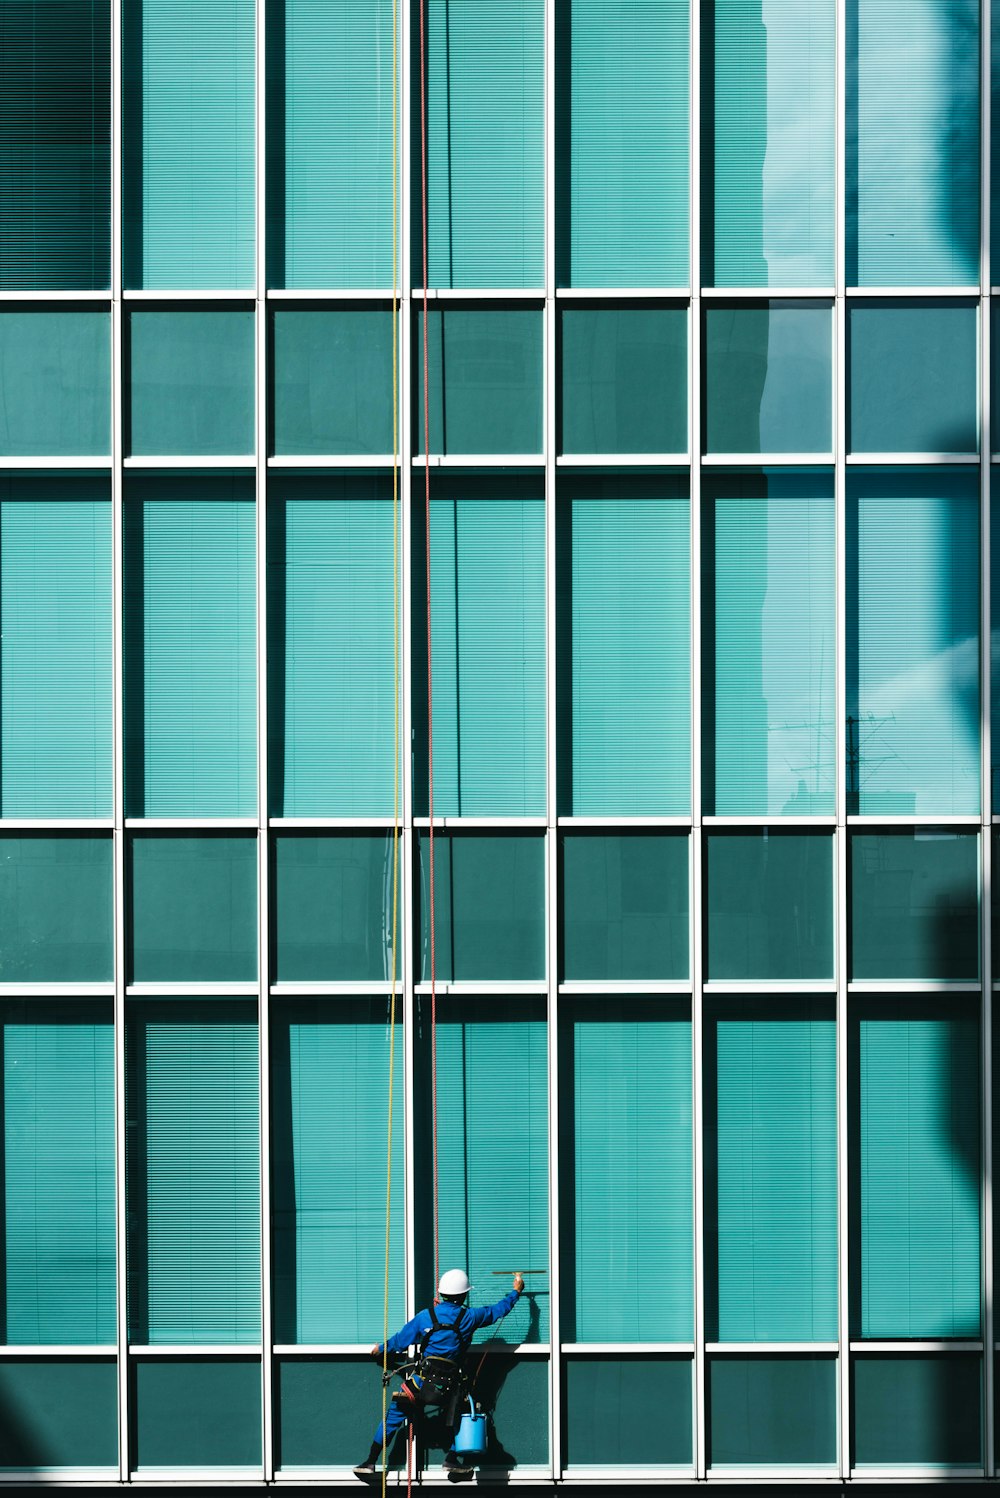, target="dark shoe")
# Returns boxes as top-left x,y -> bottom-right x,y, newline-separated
353,1459 -> 376,1476
442,1452 -> 465,1472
